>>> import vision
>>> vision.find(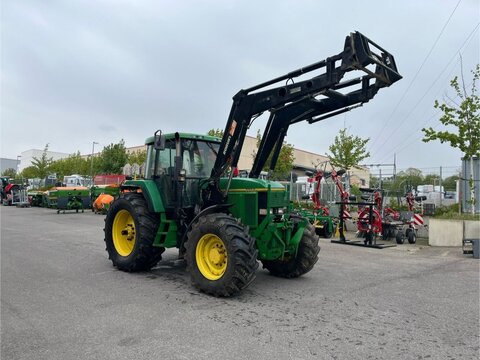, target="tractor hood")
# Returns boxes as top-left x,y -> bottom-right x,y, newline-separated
219,177 -> 286,193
